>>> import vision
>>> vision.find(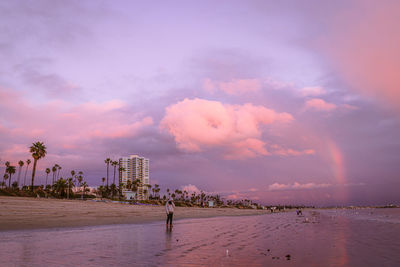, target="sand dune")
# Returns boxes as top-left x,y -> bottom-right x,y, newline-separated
0,196 -> 268,231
